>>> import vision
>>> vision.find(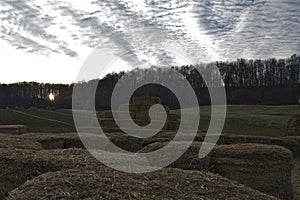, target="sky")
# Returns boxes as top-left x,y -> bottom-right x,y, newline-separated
0,0 -> 300,84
